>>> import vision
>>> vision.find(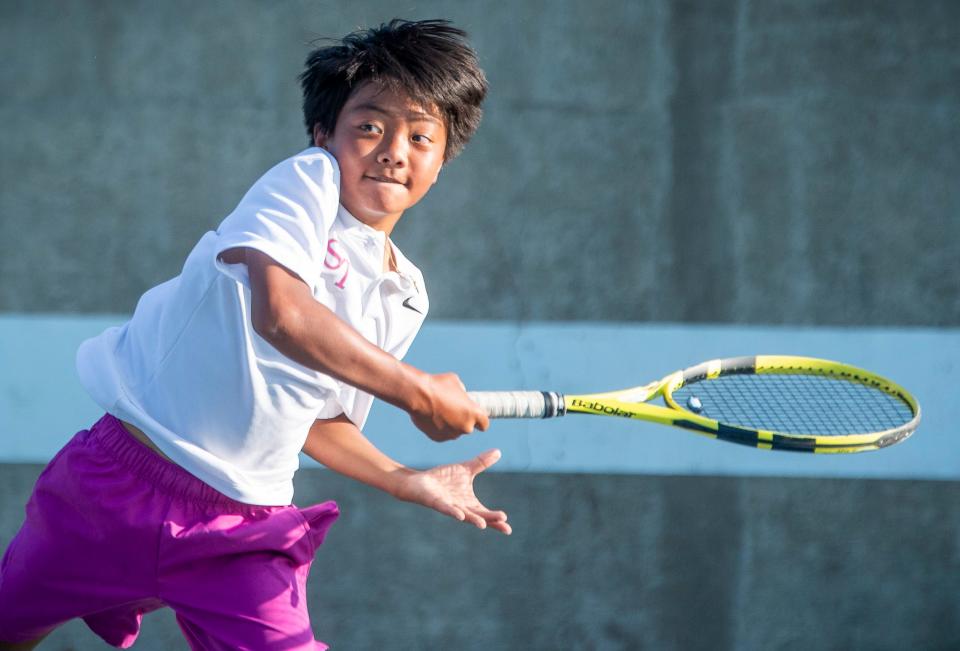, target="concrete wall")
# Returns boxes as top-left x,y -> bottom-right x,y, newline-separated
2,466 -> 957,650
1,0 -> 956,324
1,1 -> 958,649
